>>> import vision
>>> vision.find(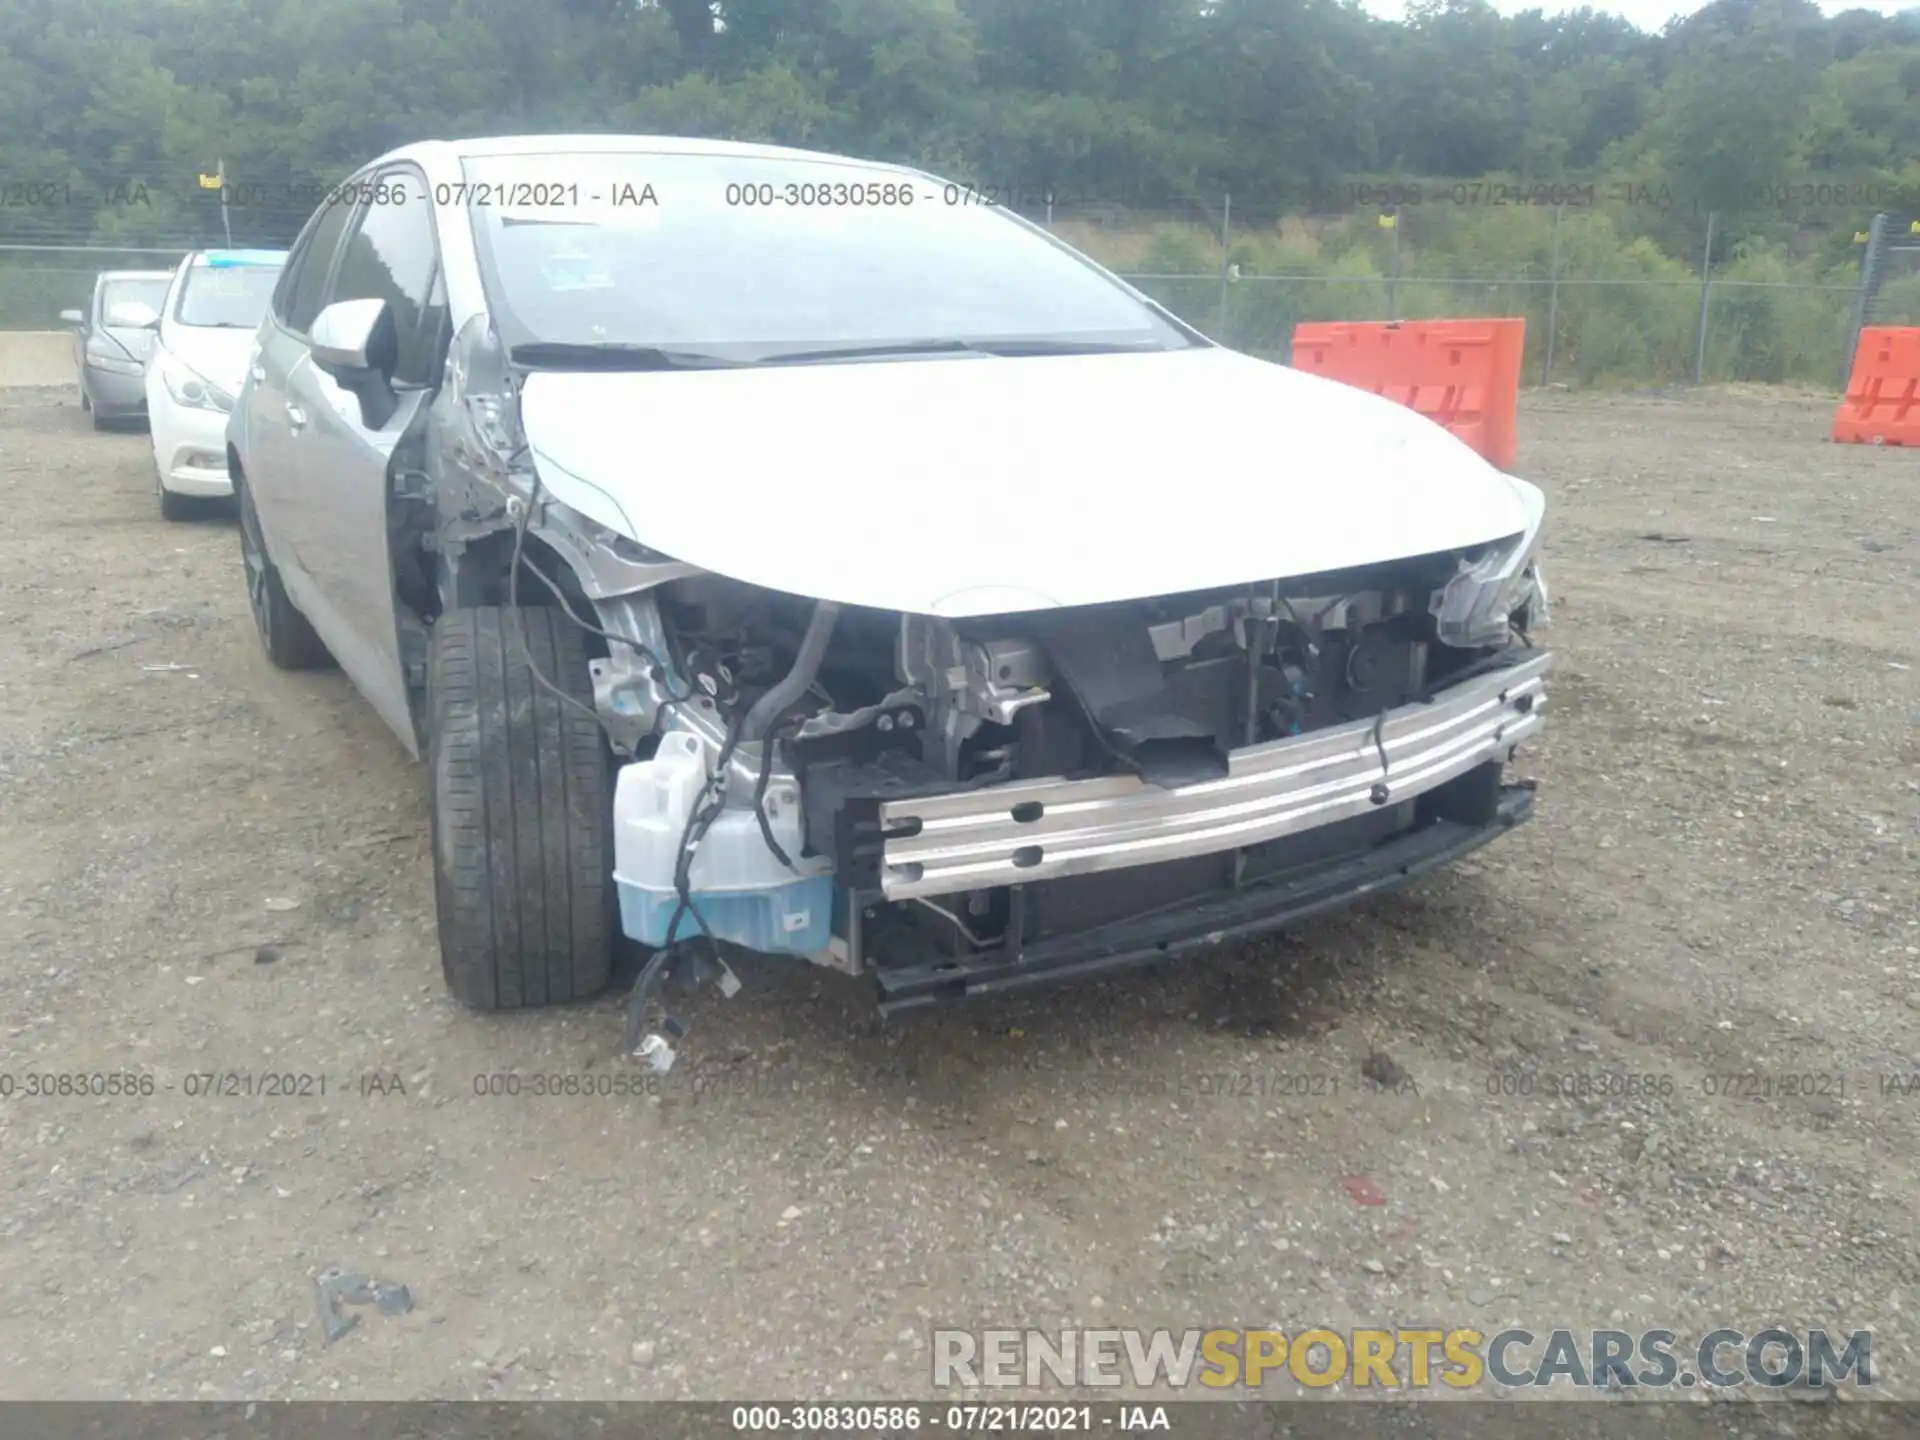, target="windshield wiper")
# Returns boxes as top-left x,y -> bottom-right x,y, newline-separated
754,339 -> 990,366
756,338 -> 1169,366
508,342 -> 745,371
507,337 -> 1175,372
967,339 -> 1170,357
